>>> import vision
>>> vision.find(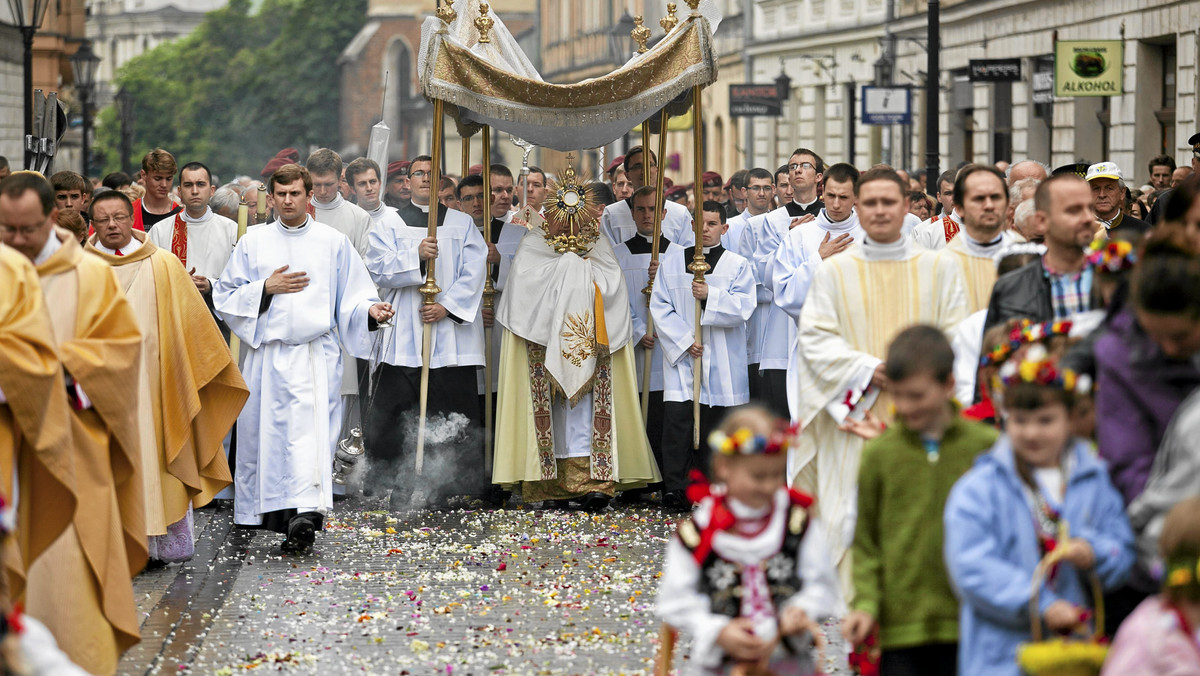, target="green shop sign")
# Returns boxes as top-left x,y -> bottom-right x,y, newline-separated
1055,40 -> 1123,97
